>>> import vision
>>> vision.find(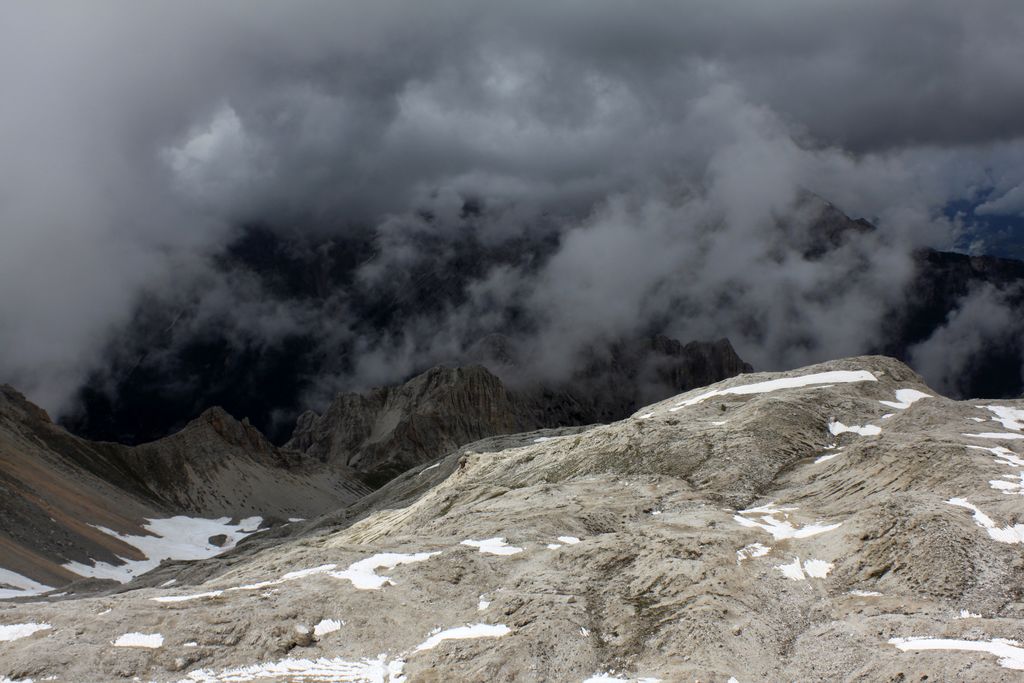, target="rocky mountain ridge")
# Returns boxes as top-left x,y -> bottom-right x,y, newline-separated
1,336 -> 748,595
286,337 -> 752,486
3,356 -> 1024,681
